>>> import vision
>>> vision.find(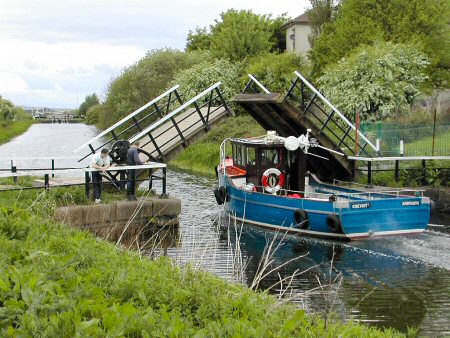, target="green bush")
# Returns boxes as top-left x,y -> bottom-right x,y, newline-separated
245,52 -> 308,93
